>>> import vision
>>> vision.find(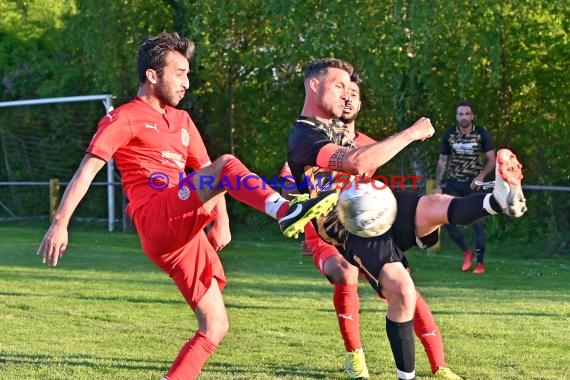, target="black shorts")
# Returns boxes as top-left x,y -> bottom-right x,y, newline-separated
392,191 -> 439,251
342,191 -> 438,293
444,179 -> 476,197
344,231 -> 407,294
